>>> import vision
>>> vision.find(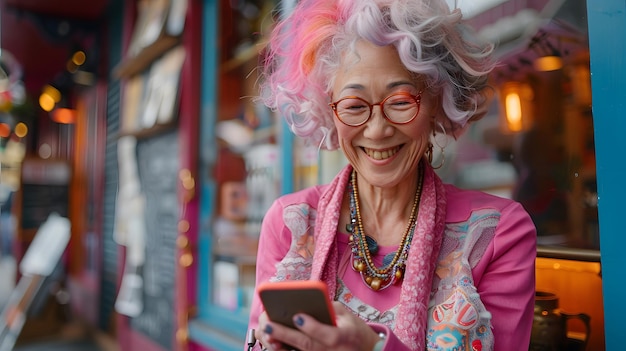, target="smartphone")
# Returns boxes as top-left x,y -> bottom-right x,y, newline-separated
257,280 -> 337,329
